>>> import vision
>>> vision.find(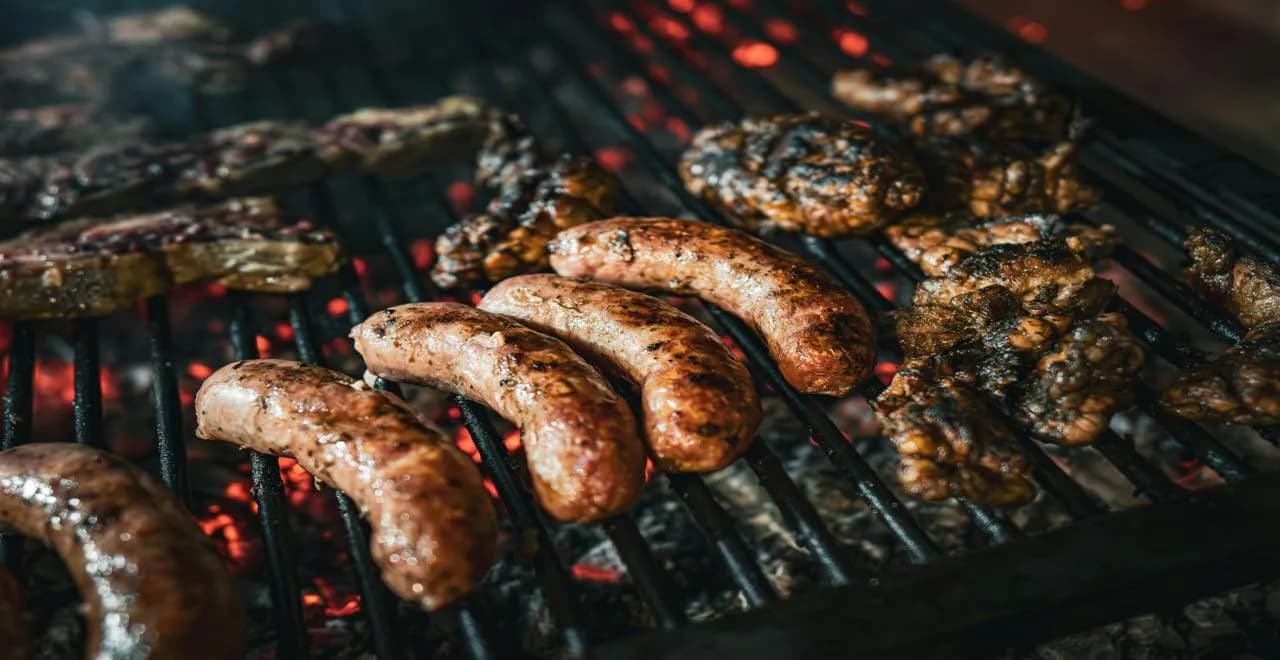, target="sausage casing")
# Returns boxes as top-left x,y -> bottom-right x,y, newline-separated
0,443 -> 243,660
548,217 -> 874,396
350,303 -> 646,522
479,274 -> 761,472
194,359 -> 498,610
